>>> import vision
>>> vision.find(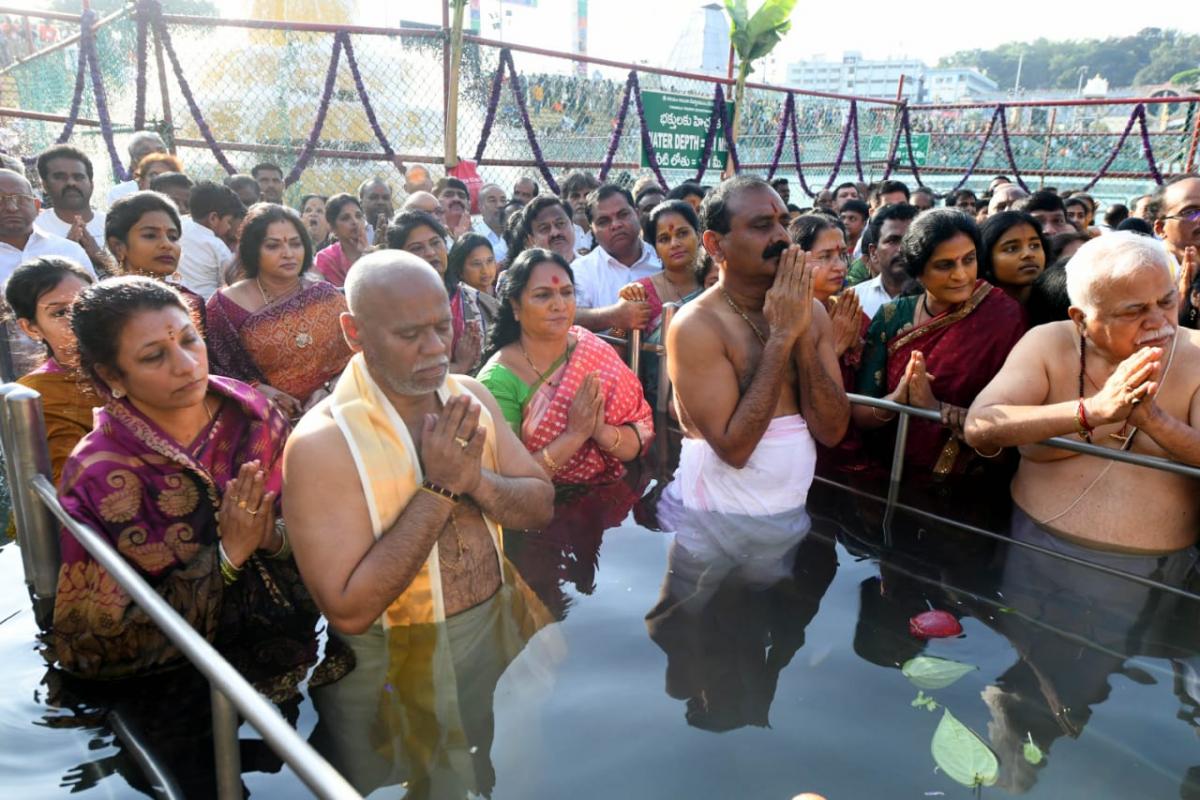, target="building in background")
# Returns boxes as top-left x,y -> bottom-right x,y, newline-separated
785,52 -> 997,102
